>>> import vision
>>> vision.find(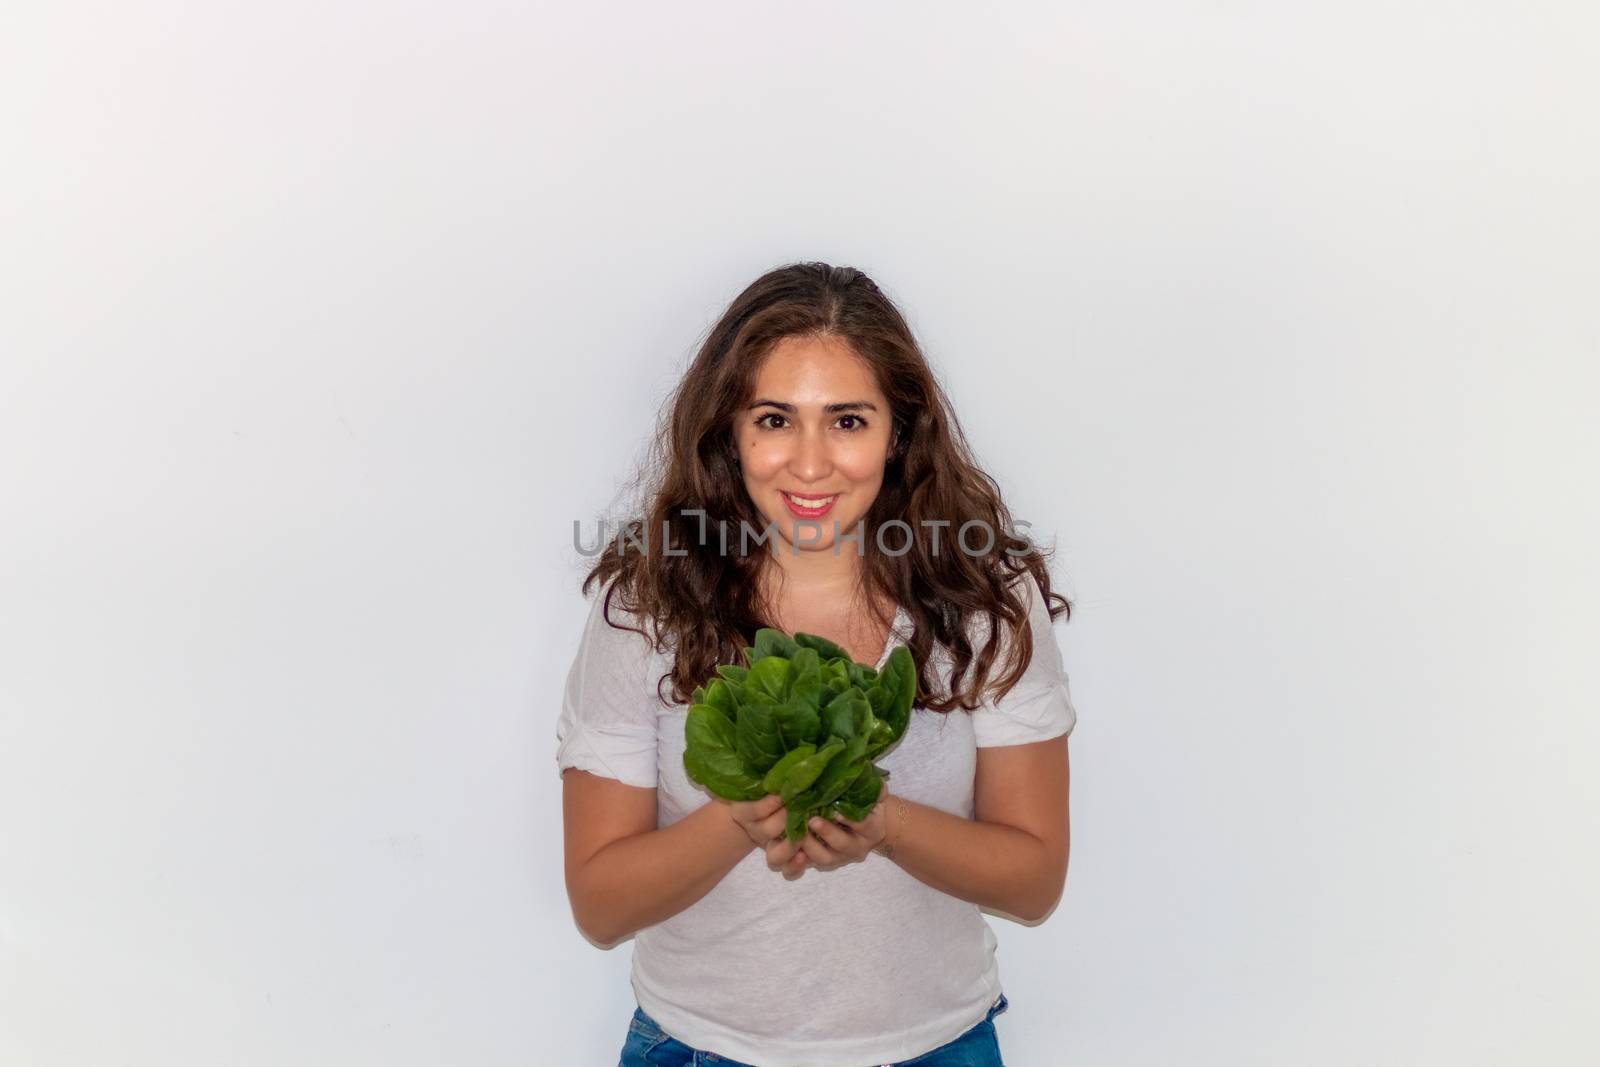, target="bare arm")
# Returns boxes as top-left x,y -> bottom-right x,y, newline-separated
561,769 -> 783,946
792,734 -> 1071,922
790,729 -> 1075,921
892,734 -> 1070,922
